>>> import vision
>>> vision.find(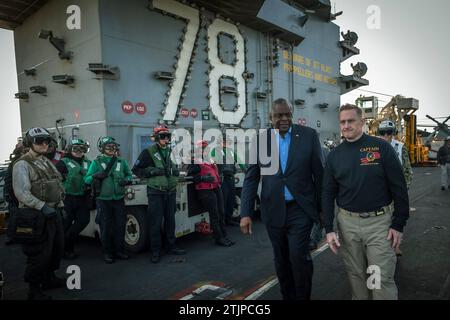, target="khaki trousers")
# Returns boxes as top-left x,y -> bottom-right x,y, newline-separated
337,205 -> 398,300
